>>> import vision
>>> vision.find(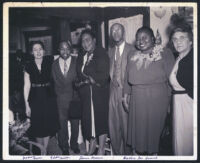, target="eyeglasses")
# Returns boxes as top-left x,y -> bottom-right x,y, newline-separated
172,36 -> 188,43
